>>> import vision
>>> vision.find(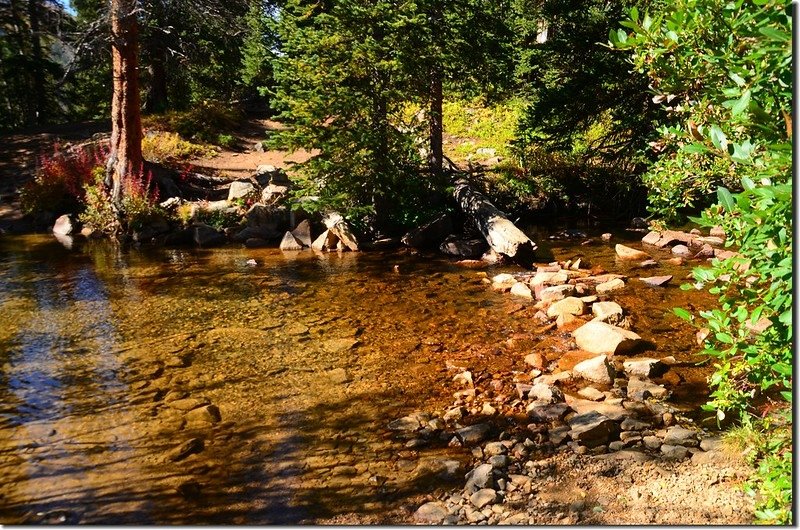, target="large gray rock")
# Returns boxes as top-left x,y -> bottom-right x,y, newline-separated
227,181 -> 257,202
573,321 -> 642,355
660,444 -> 689,460
456,423 -> 492,445
527,402 -> 571,422
627,377 -> 670,401
663,426 -> 699,447
568,411 -> 618,448
464,463 -> 495,493
401,213 -> 453,249
311,229 -> 338,251
413,502 -> 449,524
323,212 -> 359,251
279,231 -> 303,251
470,488 -> 499,509
623,358 -> 666,378
573,354 -> 614,385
